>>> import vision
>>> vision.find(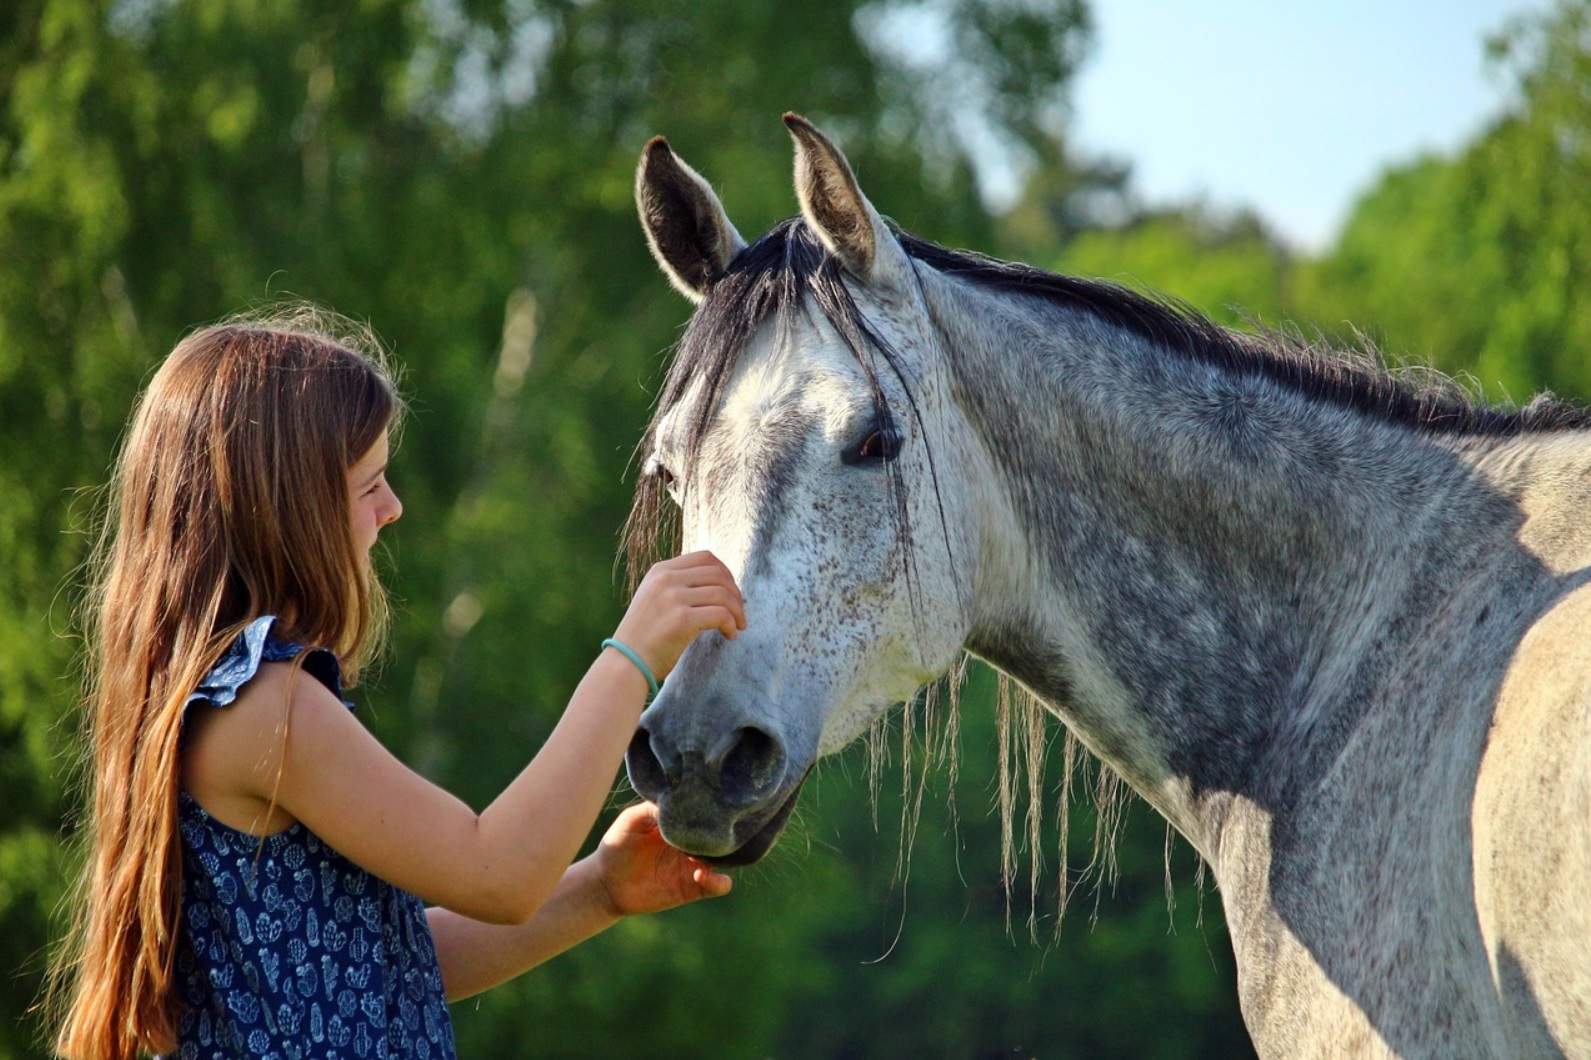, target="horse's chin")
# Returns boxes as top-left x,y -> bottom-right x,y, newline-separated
695,774 -> 808,868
